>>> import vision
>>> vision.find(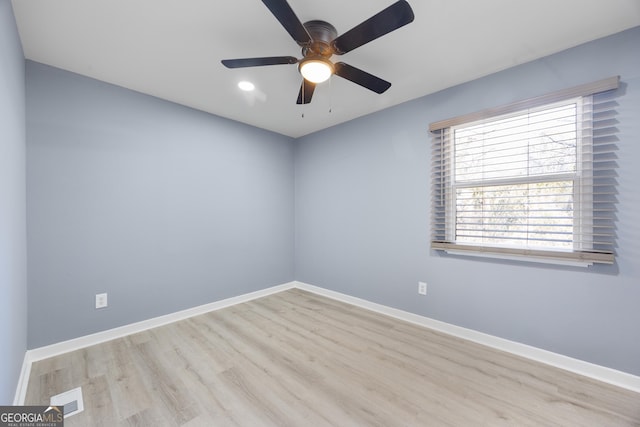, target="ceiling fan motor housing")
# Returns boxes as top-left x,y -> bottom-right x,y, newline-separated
302,20 -> 337,57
